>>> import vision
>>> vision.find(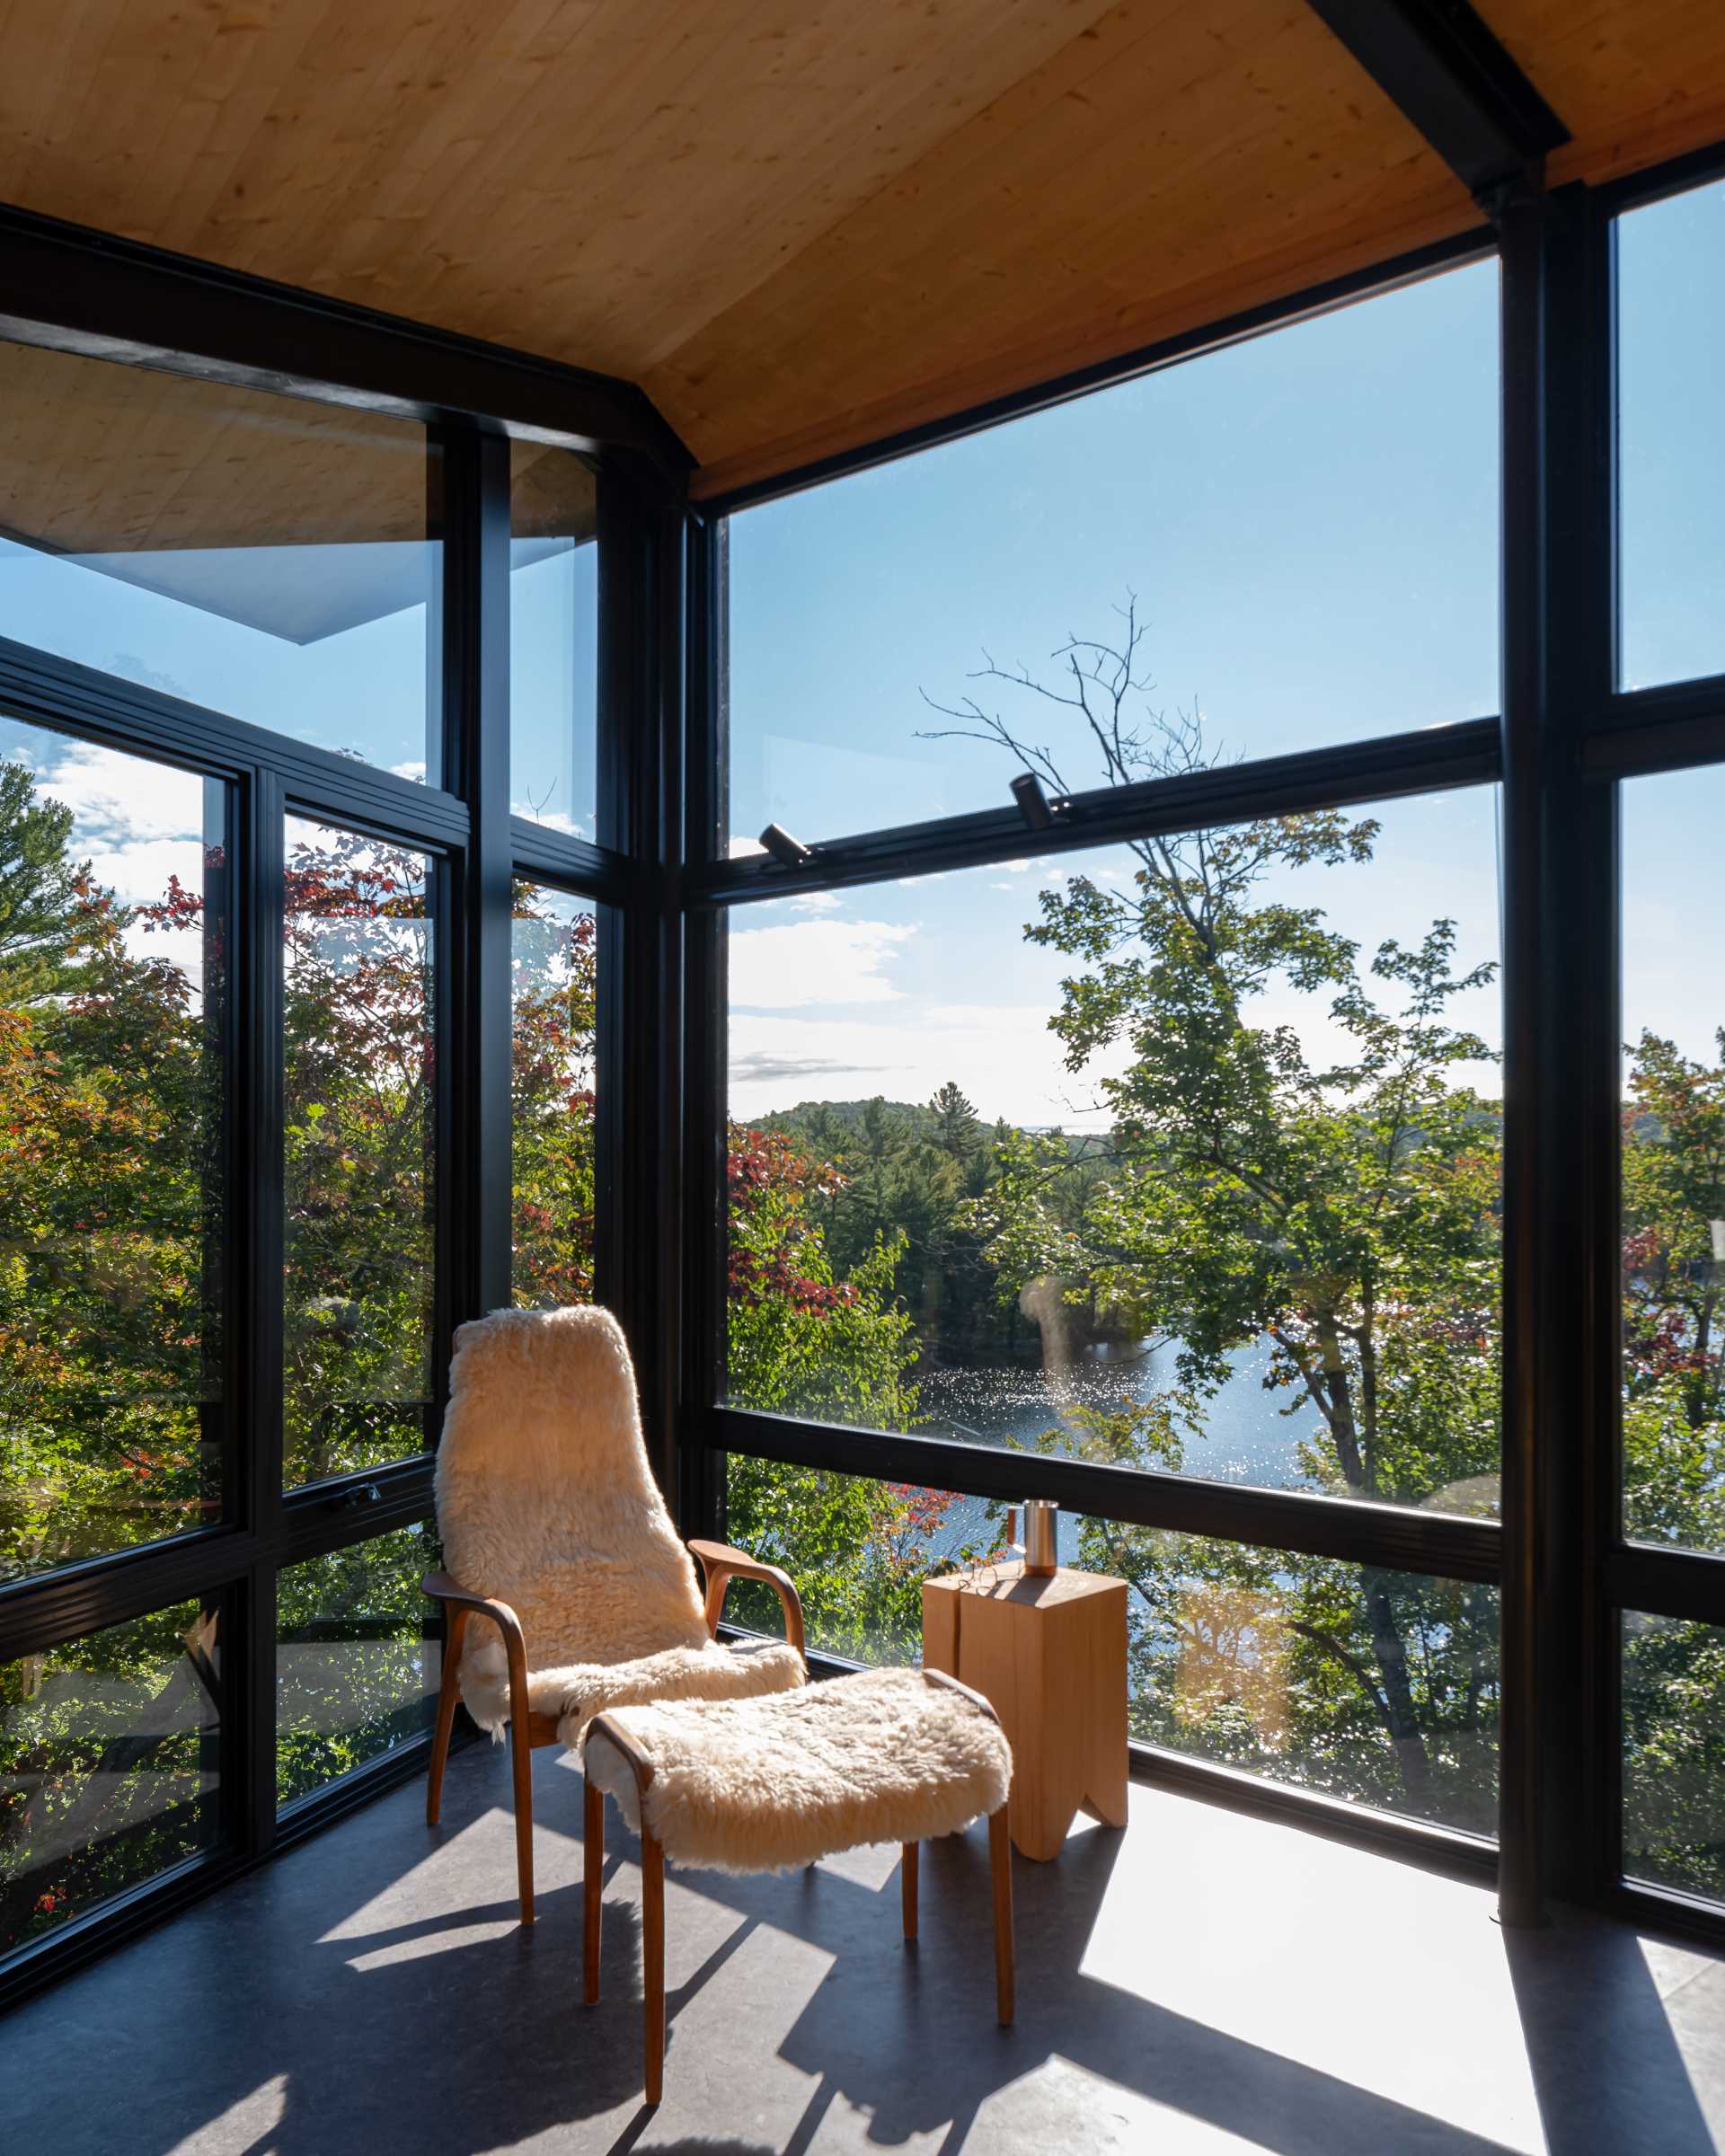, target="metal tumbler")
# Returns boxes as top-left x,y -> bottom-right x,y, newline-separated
1022,1497 -> 1058,1576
